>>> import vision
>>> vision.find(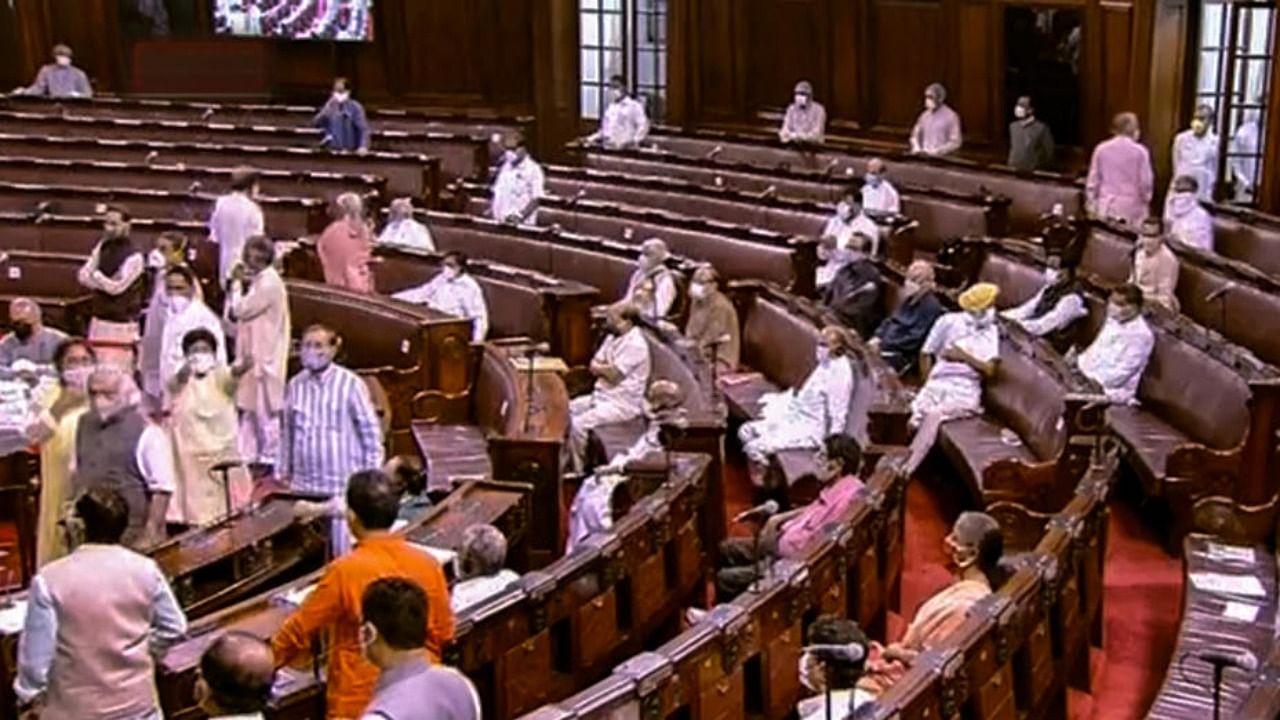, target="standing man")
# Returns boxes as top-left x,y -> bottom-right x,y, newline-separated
377,198 -> 435,252
208,166 -> 265,284
1086,112 -> 1154,228
318,192 -> 374,293
910,83 -> 962,156
391,251 -> 489,342
861,159 -> 901,216
272,471 -> 454,720
566,304 -> 651,472
683,265 -> 741,372
0,299 -> 67,368
588,75 -> 650,149
491,137 -> 546,225
1170,104 -> 1218,202
227,236 -> 290,471
314,77 -> 370,153
14,488 -> 187,719
16,44 -> 92,98
195,632 -> 276,720
779,80 -> 827,145
1007,96 -> 1055,172
77,206 -> 146,368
